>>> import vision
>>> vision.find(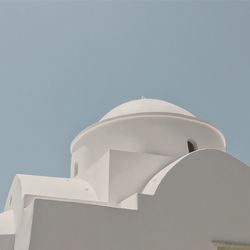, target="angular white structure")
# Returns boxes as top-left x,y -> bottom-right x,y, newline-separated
1,98 -> 250,250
